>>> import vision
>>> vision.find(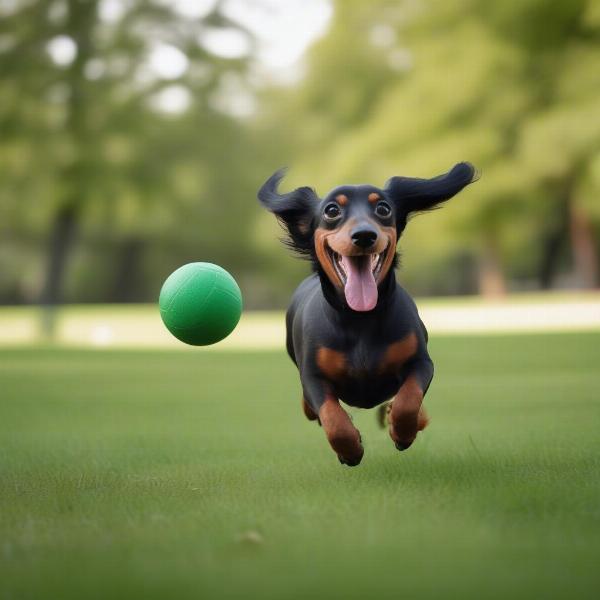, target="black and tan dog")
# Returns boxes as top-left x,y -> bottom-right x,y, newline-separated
258,163 -> 476,466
